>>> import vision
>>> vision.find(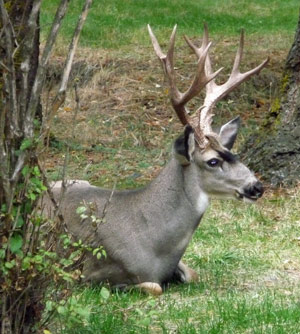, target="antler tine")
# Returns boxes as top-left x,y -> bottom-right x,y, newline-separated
149,24 -> 268,149
232,29 -> 244,75
147,24 -> 165,60
183,25 -> 221,137
180,41 -> 223,106
148,24 -> 223,143
148,24 -> 190,126
190,27 -> 269,138
166,24 -> 177,69
184,23 -> 214,76
184,22 -> 210,56
204,29 -> 269,107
